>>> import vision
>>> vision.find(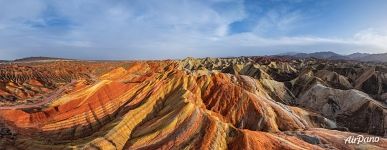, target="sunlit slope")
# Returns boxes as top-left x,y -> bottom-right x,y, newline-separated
1,58 -> 386,149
